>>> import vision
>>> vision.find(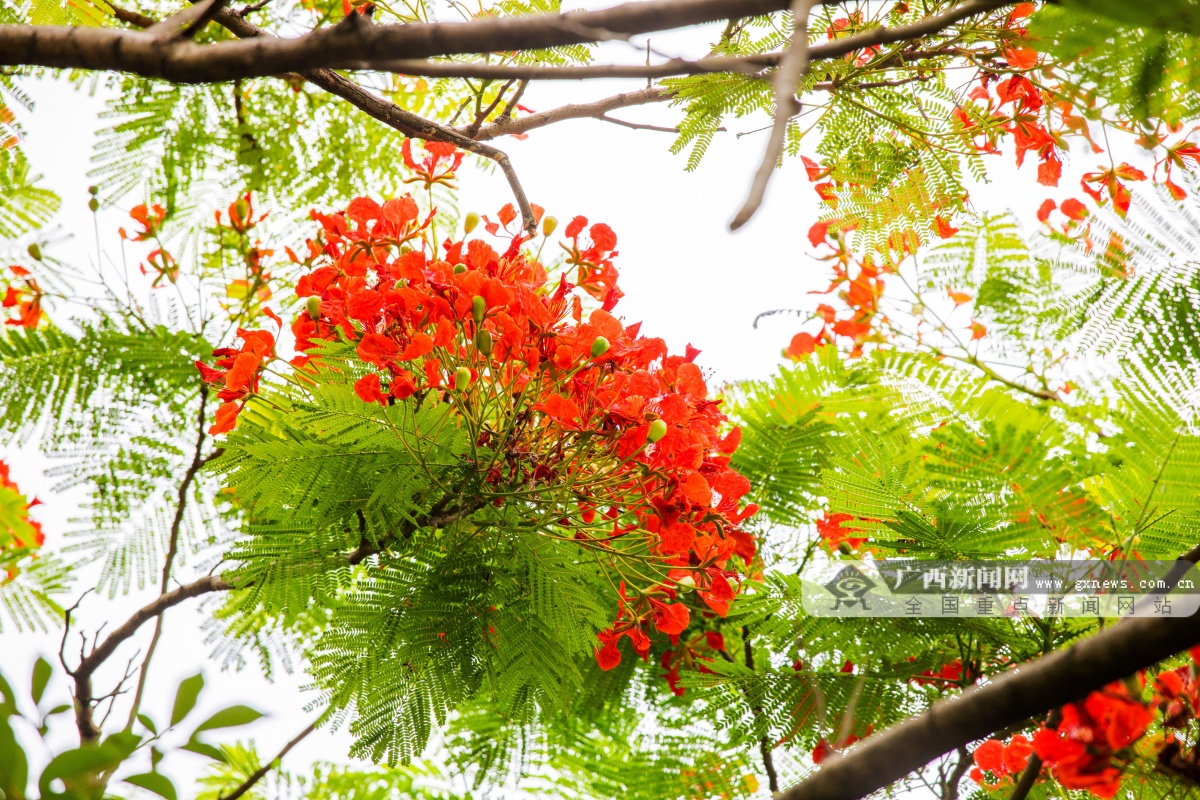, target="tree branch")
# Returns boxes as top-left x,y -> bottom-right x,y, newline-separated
0,0 -> 1011,84
207,7 -> 539,232
777,552 -> 1200,800
0,0 -> 809,81
70,574 -> 233,742
730,0 -> 817,231
219,720 -> 318,800
471,87 -> 671,141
